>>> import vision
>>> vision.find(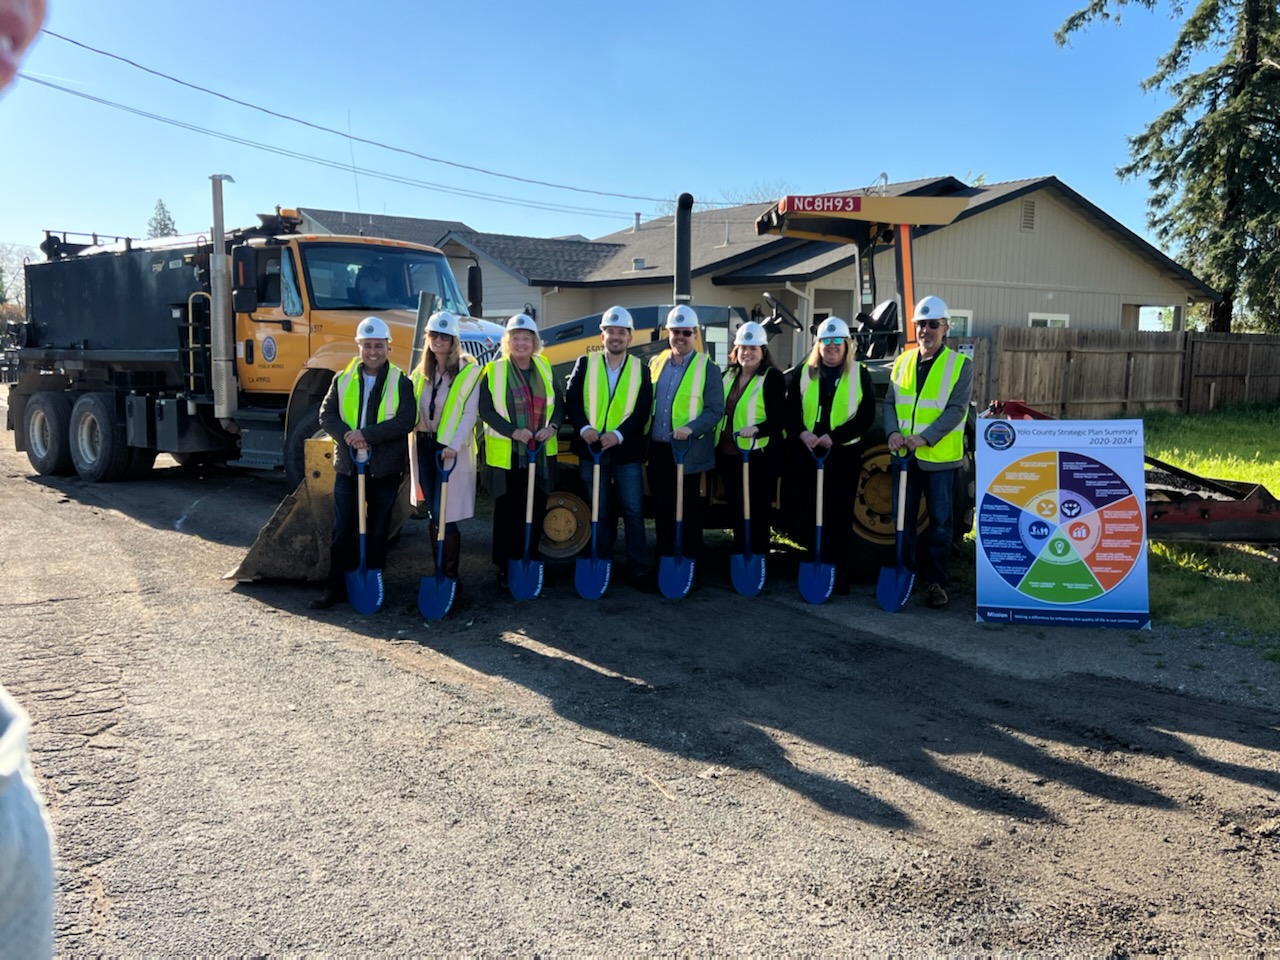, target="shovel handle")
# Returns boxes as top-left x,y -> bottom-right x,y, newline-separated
892,449 -> 912,534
